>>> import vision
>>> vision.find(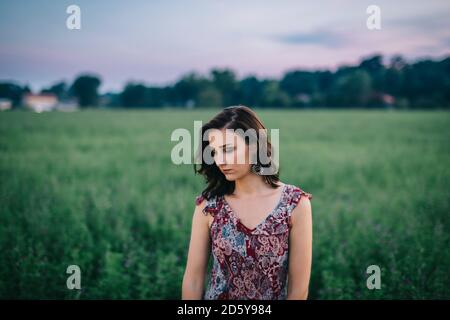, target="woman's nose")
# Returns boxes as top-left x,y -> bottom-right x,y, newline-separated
214,151 -> 227,165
